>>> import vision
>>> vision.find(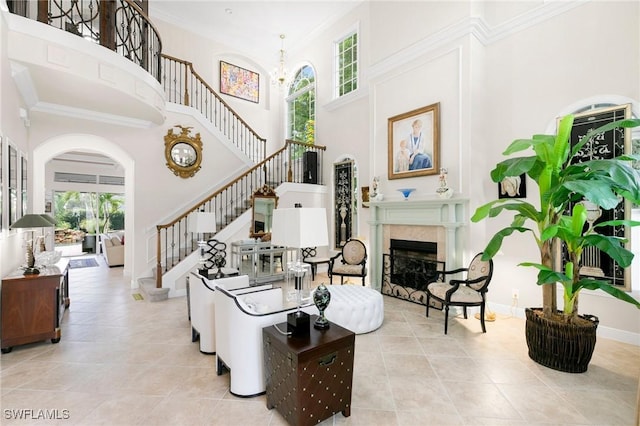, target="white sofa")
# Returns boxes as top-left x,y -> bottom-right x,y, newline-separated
213,281 -> 315,397
99,232 -> 124,267
189,274 -> 269,354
